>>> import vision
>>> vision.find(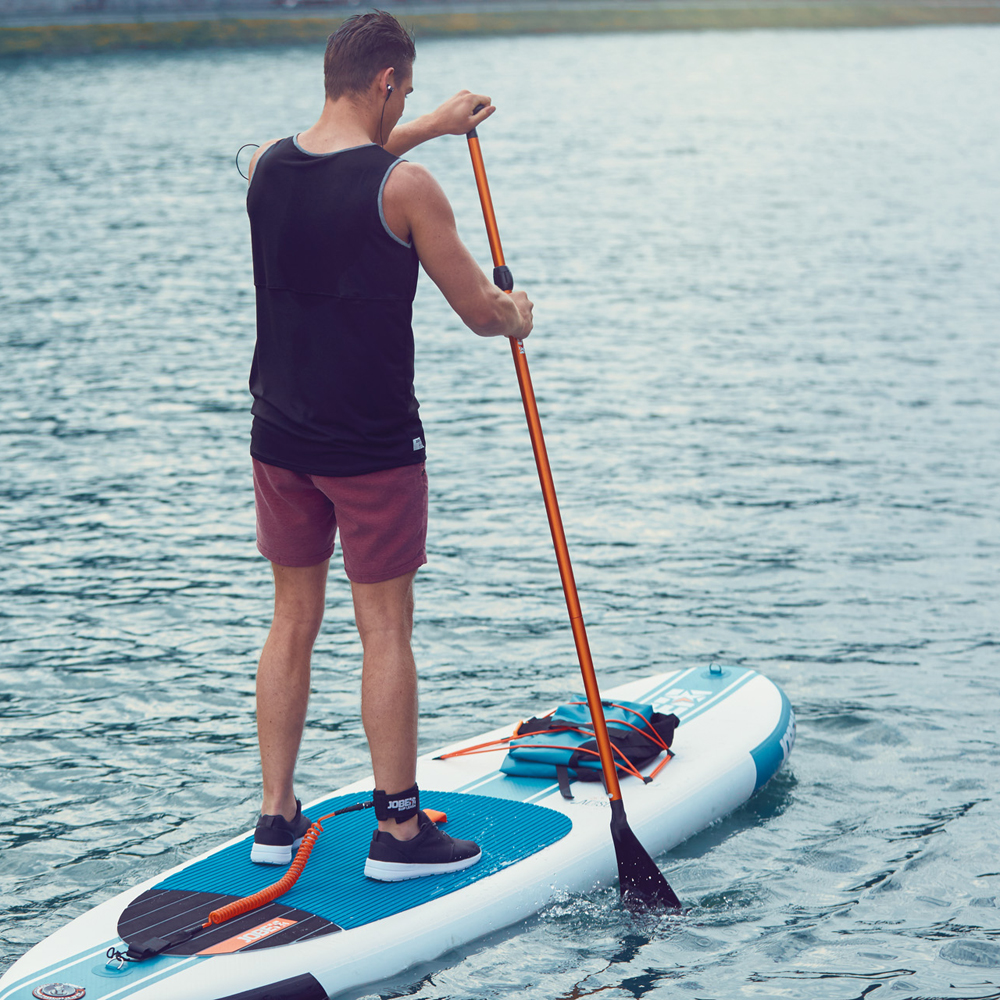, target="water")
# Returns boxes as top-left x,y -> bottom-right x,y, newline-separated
2,23 -> 1000,1000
